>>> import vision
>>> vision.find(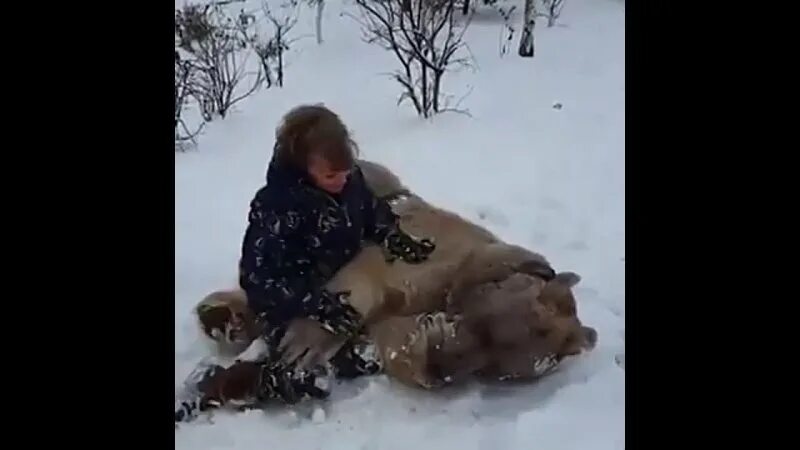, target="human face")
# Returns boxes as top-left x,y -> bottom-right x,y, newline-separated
307,152 -> 351,194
